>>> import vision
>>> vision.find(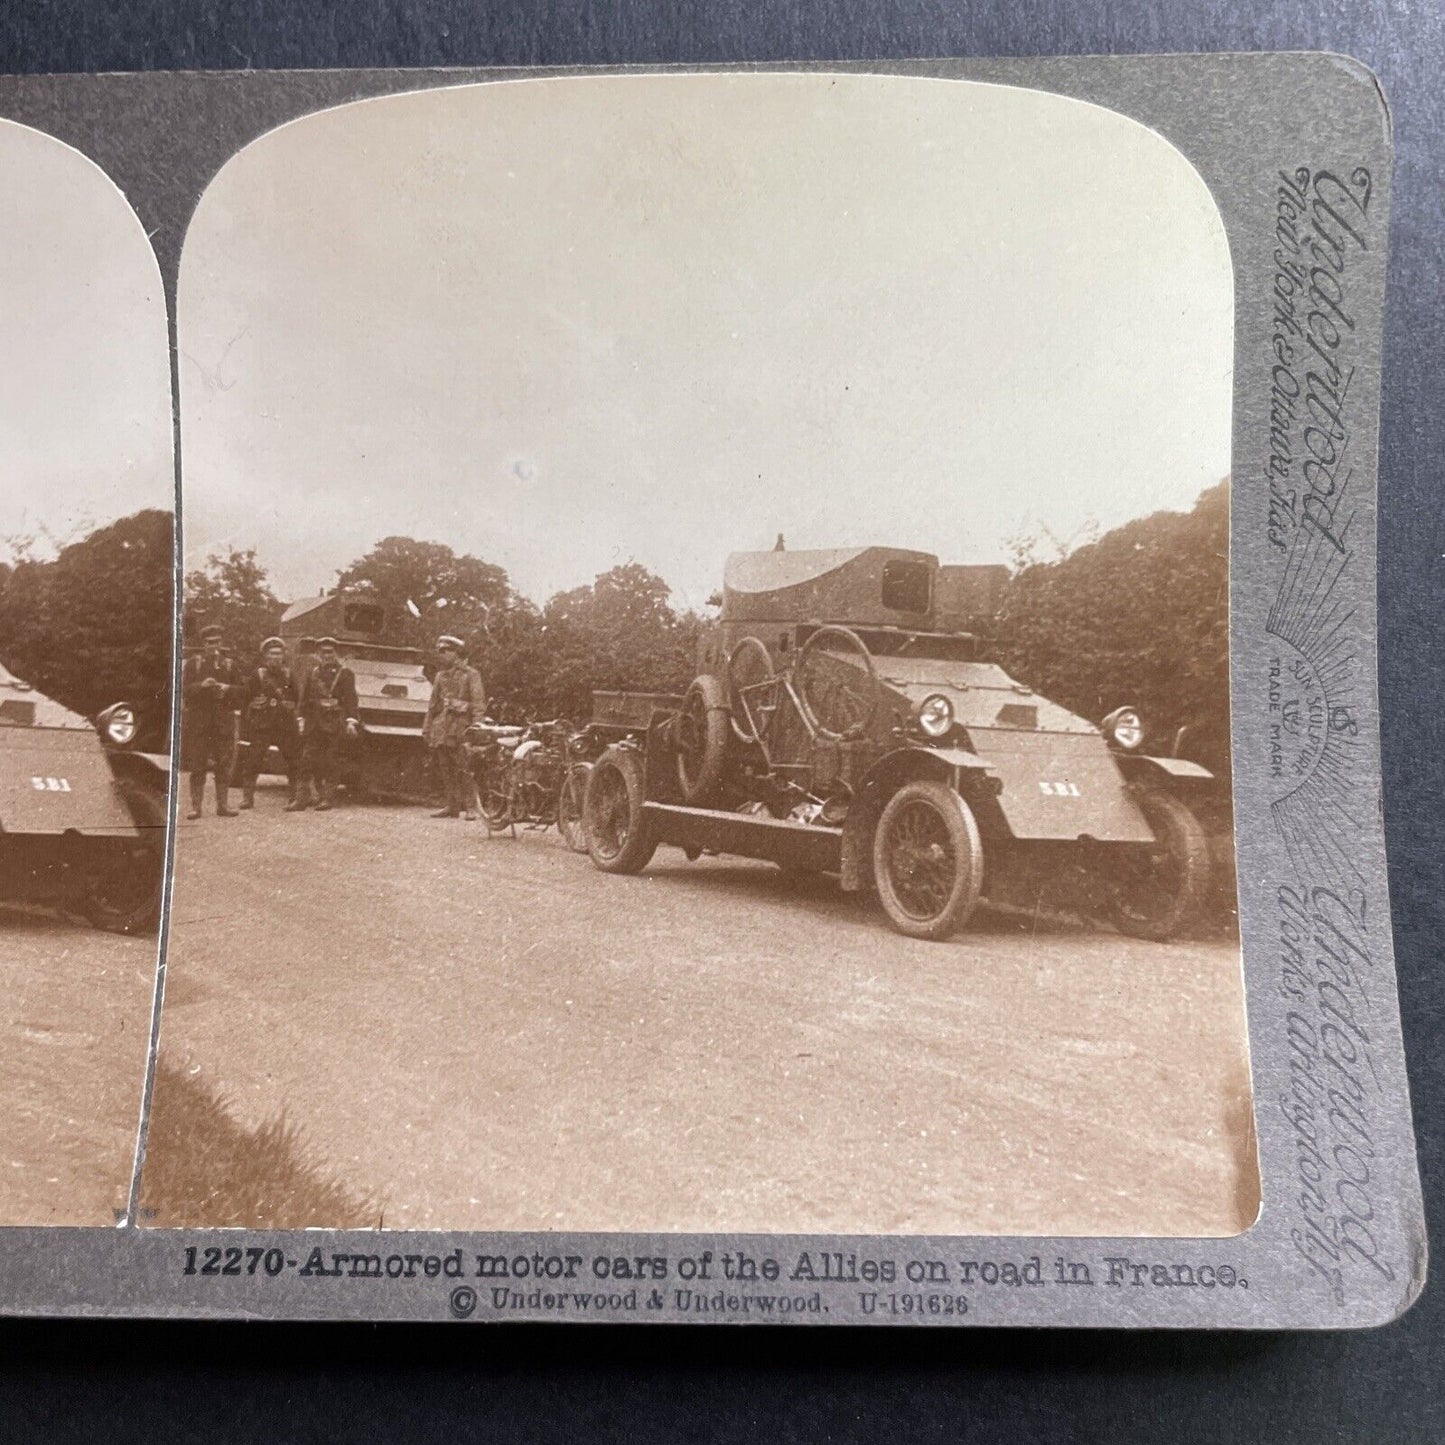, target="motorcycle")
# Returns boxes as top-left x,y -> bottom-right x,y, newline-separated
466,717 -> 595,851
